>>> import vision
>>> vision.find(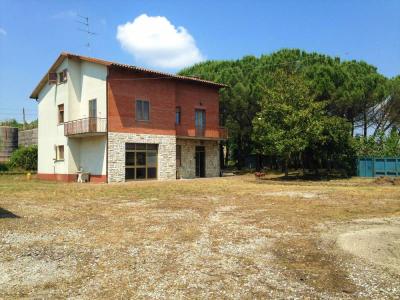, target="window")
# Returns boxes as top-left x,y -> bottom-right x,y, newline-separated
48,72 -> 57,84
195,109 -> 206,128
136,100 -> 150,121
58,104 -> 64,124
58,69 -> 68,84
175,107 -> 181,125
125,143 -> 158,180
56,145 -> 64,161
